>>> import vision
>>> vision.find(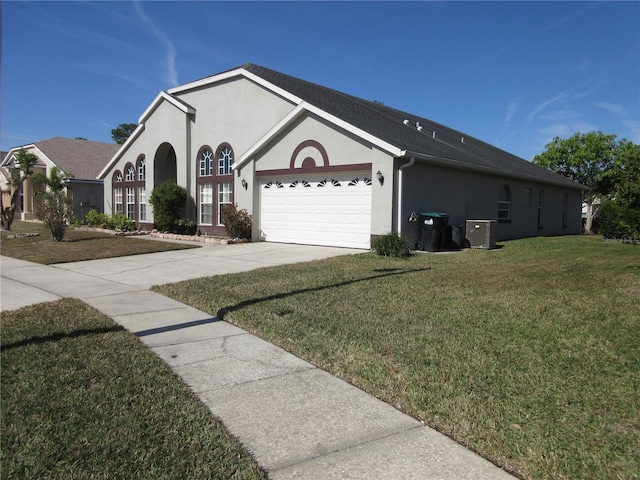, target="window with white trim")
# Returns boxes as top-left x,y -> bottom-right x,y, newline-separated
200,148 -> 213,176
498,185 -> 511,221
138,157 -> 146,181
218,146 -> 233,175
126,187 -> 135,219
199,183 -> 213,225
114,187 -> 123,214
138,186 -> 146,222
217,181 -> 232,225
125,164 -> 136,182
